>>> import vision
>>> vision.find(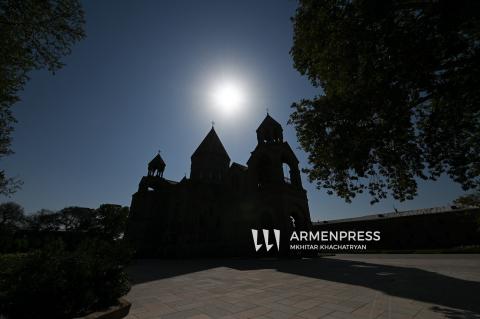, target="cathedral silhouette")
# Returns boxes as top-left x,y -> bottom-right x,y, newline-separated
127,114 -> 311,256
